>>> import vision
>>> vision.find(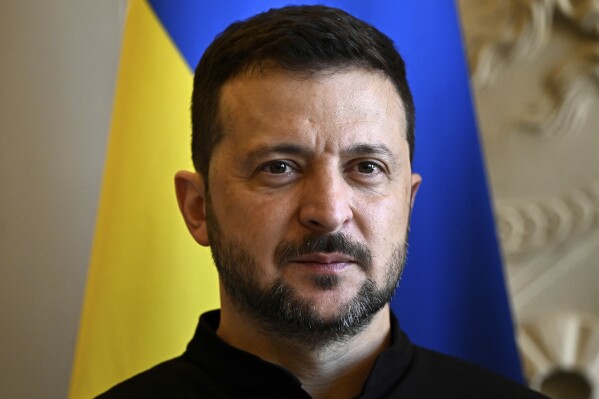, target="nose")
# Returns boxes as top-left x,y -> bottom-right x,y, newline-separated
298,169 -> 353,233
